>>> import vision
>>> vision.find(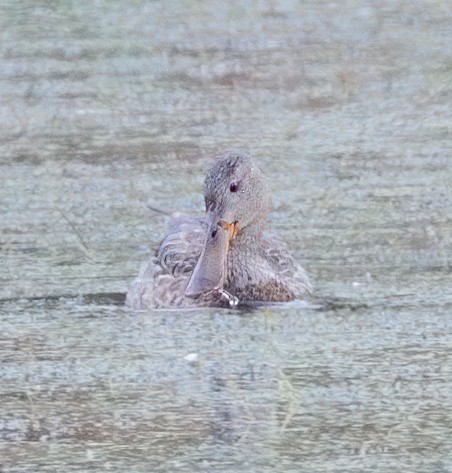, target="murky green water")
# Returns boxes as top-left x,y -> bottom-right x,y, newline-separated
1,1 -> 451,472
